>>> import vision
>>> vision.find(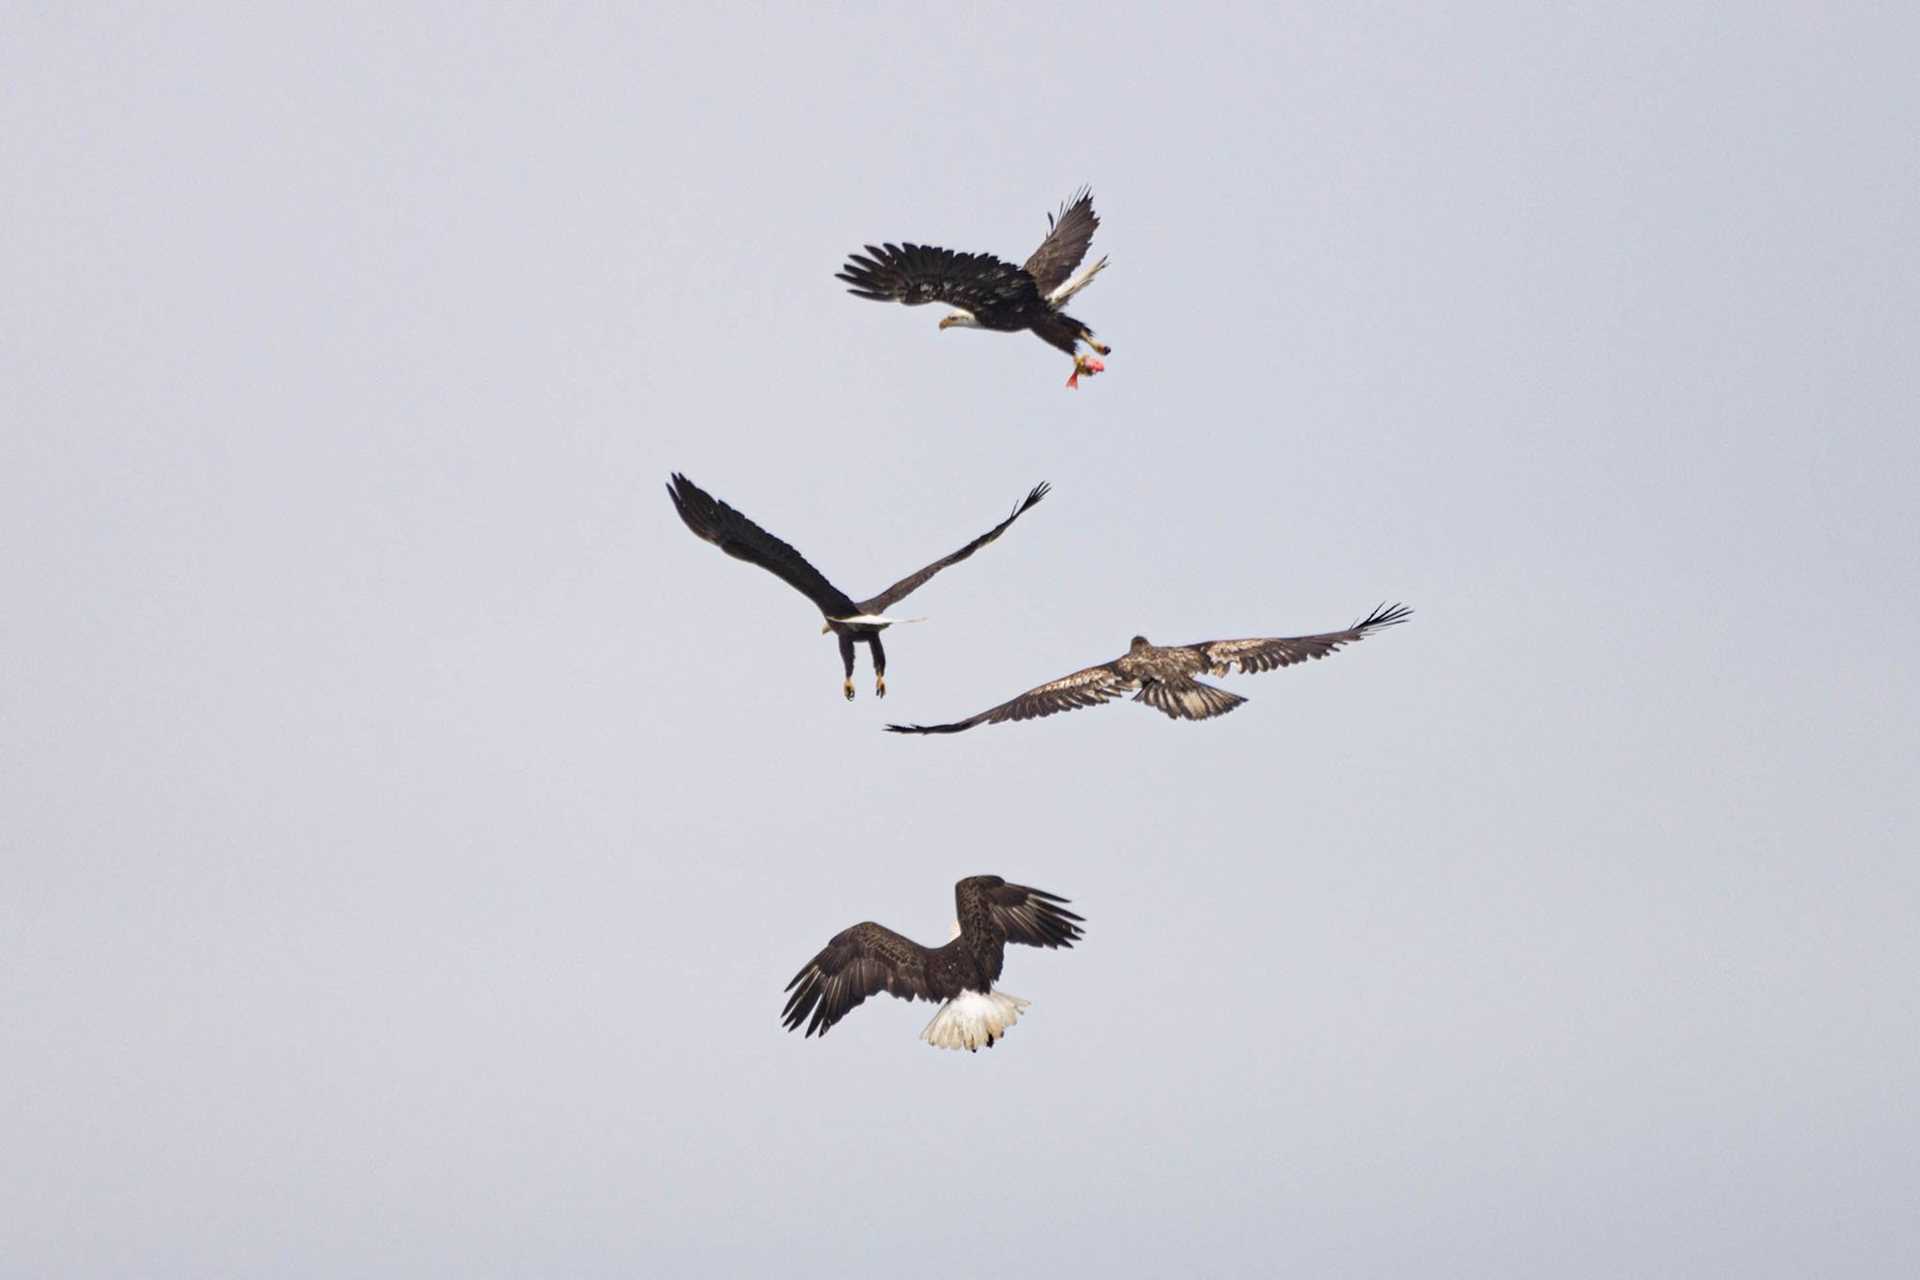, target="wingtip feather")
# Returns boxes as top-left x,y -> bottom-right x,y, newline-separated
1355,601 -> 1413,631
